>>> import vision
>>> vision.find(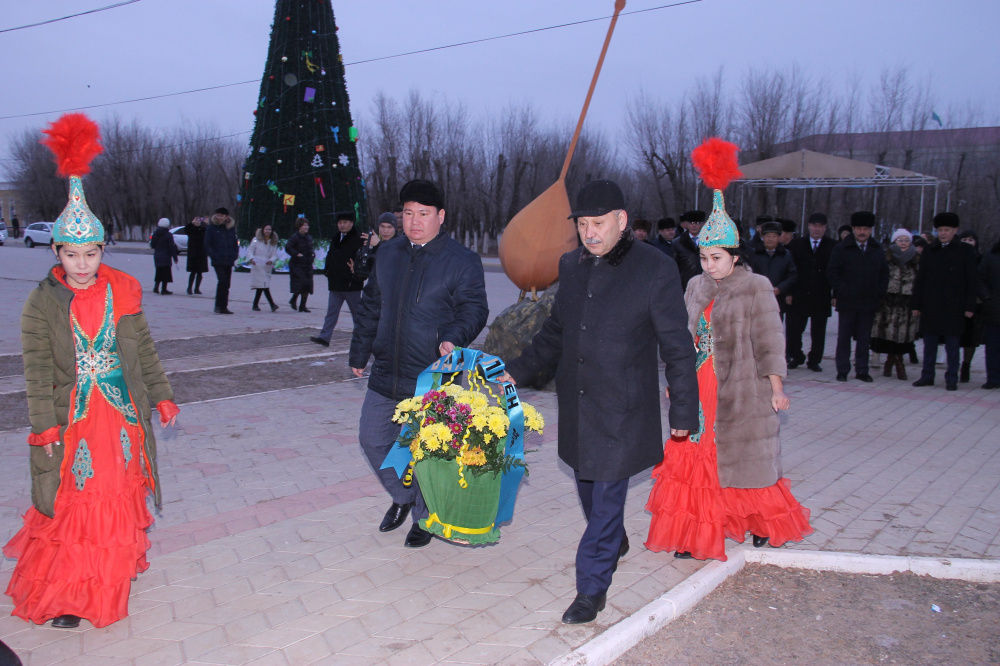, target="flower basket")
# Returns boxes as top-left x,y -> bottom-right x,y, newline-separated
415,458 -> 503,545
380,348 -> 543,545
